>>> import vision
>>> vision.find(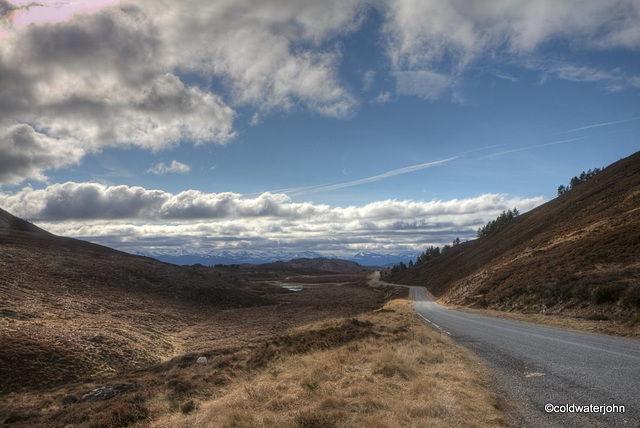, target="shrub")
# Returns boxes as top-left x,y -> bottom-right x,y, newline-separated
591,284 -> 623,304
88,402 -> 149,428
623,285 -> 640,308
